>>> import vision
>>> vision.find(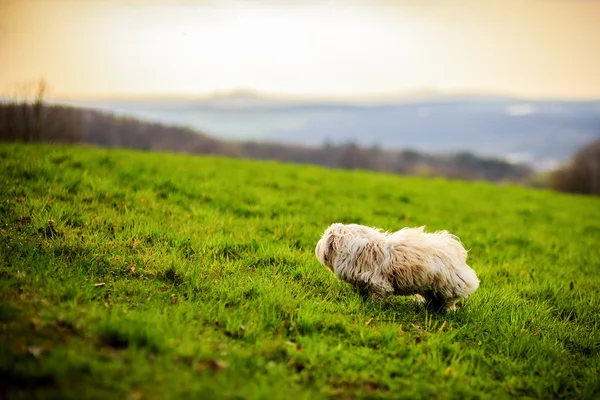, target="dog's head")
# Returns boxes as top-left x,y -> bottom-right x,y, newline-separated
315,223 -> 345,272
316,223 -> 387,278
